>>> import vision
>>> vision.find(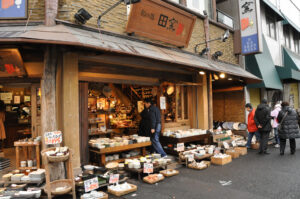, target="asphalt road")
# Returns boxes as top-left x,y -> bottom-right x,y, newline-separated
115,140 -> 300,199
